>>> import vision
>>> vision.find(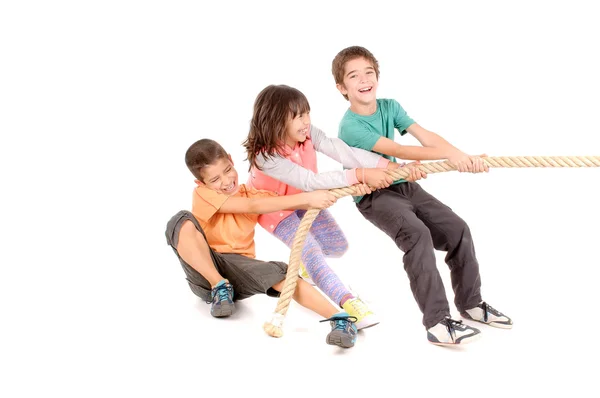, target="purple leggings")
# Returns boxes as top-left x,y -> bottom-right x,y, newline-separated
273,209 -> 351,305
